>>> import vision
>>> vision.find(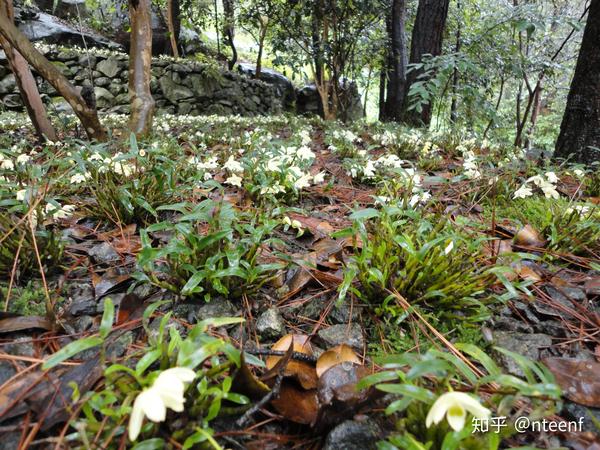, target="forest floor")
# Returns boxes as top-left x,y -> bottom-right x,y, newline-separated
0,111 -> 599,449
